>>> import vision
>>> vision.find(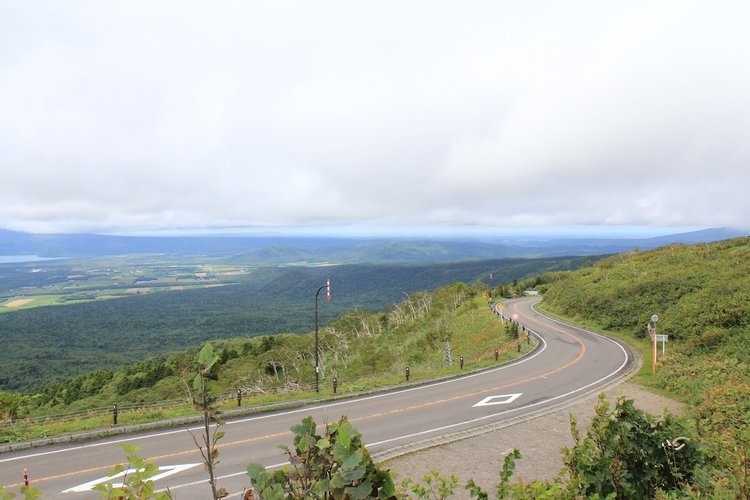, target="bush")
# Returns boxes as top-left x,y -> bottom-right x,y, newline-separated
247,416 -> 396,499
